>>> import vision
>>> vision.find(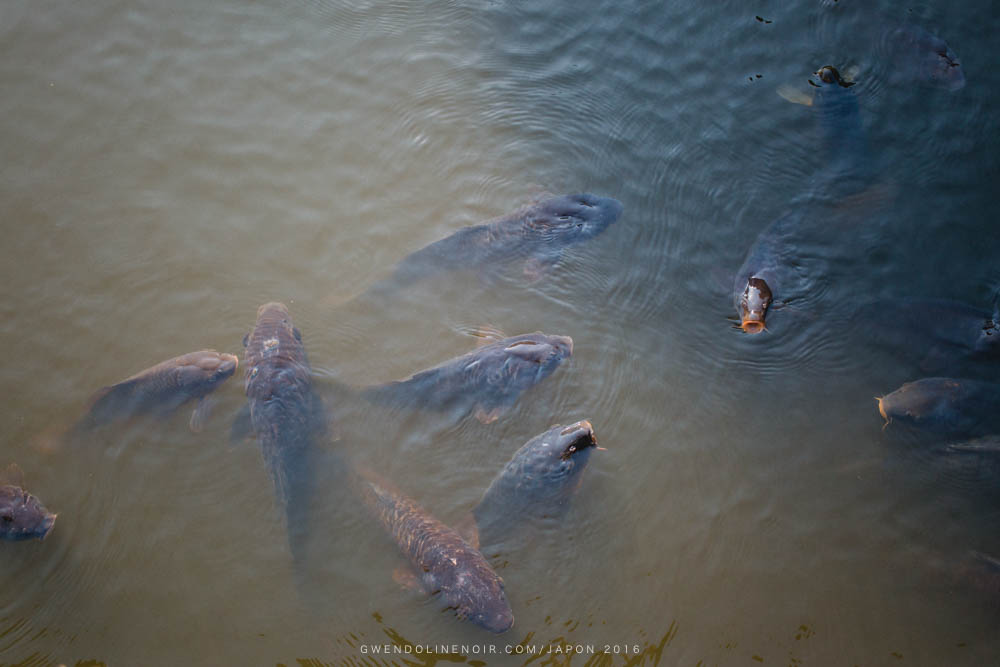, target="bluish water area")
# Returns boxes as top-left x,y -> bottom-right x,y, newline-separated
1,0 -> 998,664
